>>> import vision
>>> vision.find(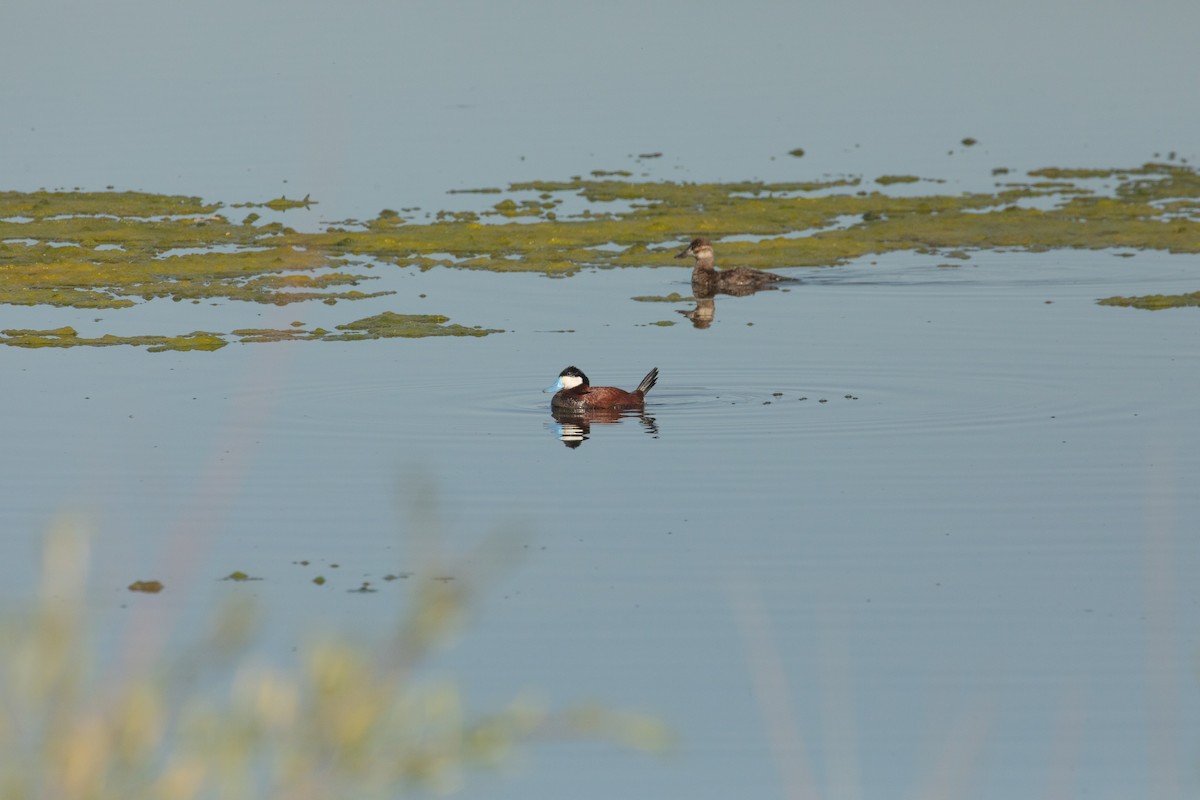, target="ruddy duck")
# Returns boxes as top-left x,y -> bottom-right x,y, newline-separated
675,237 -> 791,296
544,366 -> 658,410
